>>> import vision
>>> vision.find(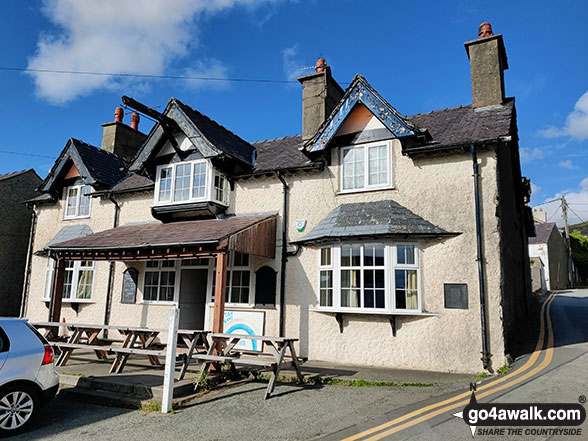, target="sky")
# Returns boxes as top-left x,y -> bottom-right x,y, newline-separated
0,0 -> 587,227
